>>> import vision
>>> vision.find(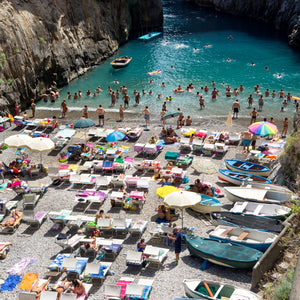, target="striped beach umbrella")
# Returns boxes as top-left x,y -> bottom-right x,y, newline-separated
248,121 -> 278,137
